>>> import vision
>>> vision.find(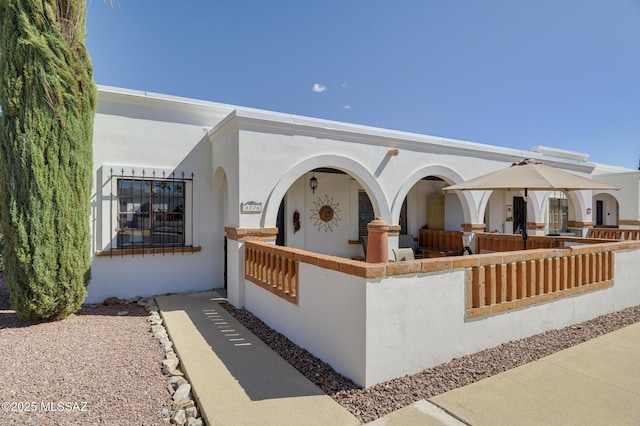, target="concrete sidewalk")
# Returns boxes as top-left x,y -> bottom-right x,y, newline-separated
428,321 -> 640,426
157,291 -> 640,425
155,291 -> 359,426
